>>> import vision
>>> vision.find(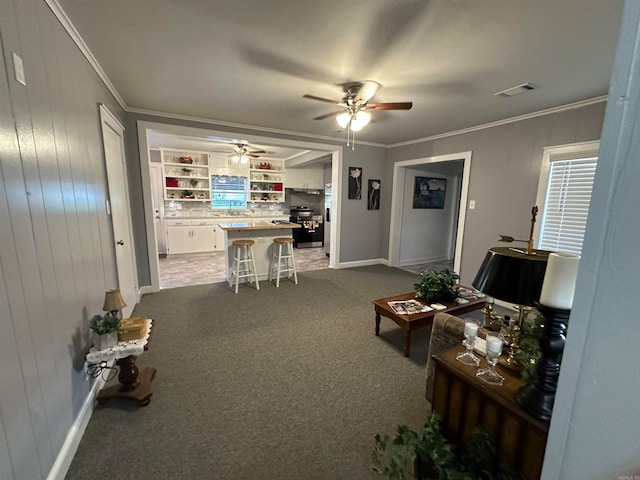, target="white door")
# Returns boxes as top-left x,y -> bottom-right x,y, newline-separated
100,105 -> 138,316
149,163 -> 166,254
